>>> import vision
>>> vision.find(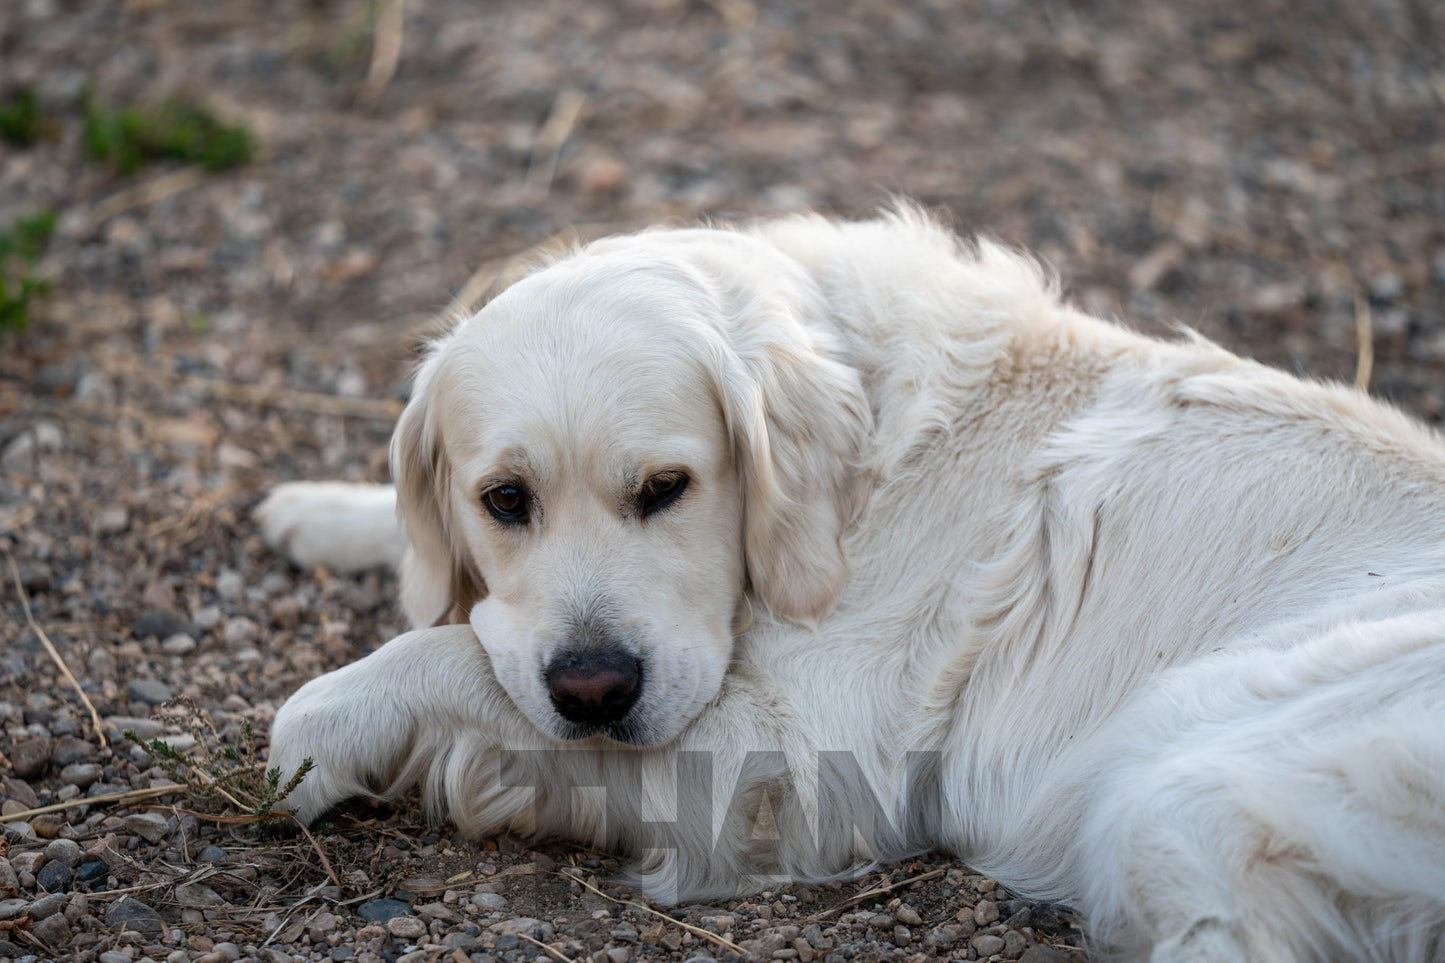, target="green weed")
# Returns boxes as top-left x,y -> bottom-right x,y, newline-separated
84,98 -> 254,174
0,210 -> 57,334
0,89 -> 40,147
